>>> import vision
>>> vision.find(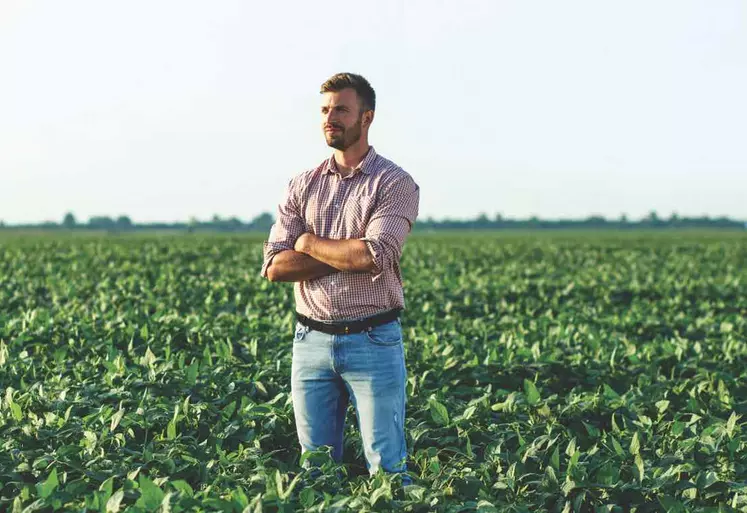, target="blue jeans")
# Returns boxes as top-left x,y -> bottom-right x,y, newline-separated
290,315 -> 413,486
